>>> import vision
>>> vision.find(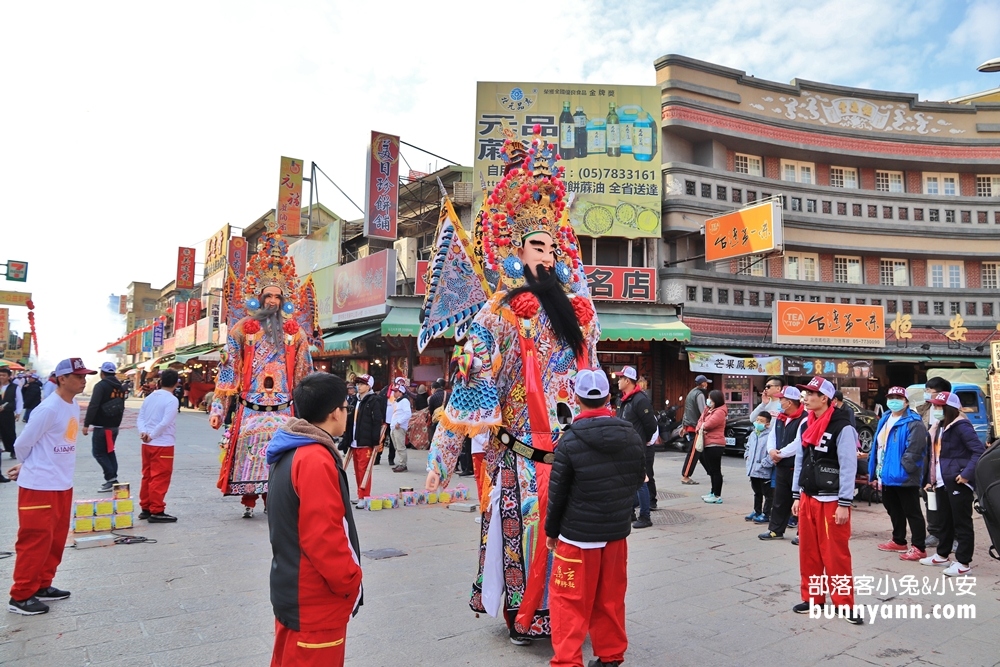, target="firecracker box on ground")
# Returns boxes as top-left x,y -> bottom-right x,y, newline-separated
73,487 -> 135,534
